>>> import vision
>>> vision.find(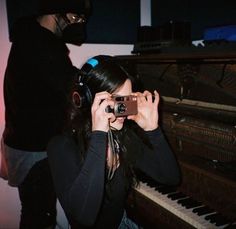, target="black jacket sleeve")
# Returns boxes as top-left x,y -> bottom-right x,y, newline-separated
134,128 -> 180,186
47,131 -> 107,226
